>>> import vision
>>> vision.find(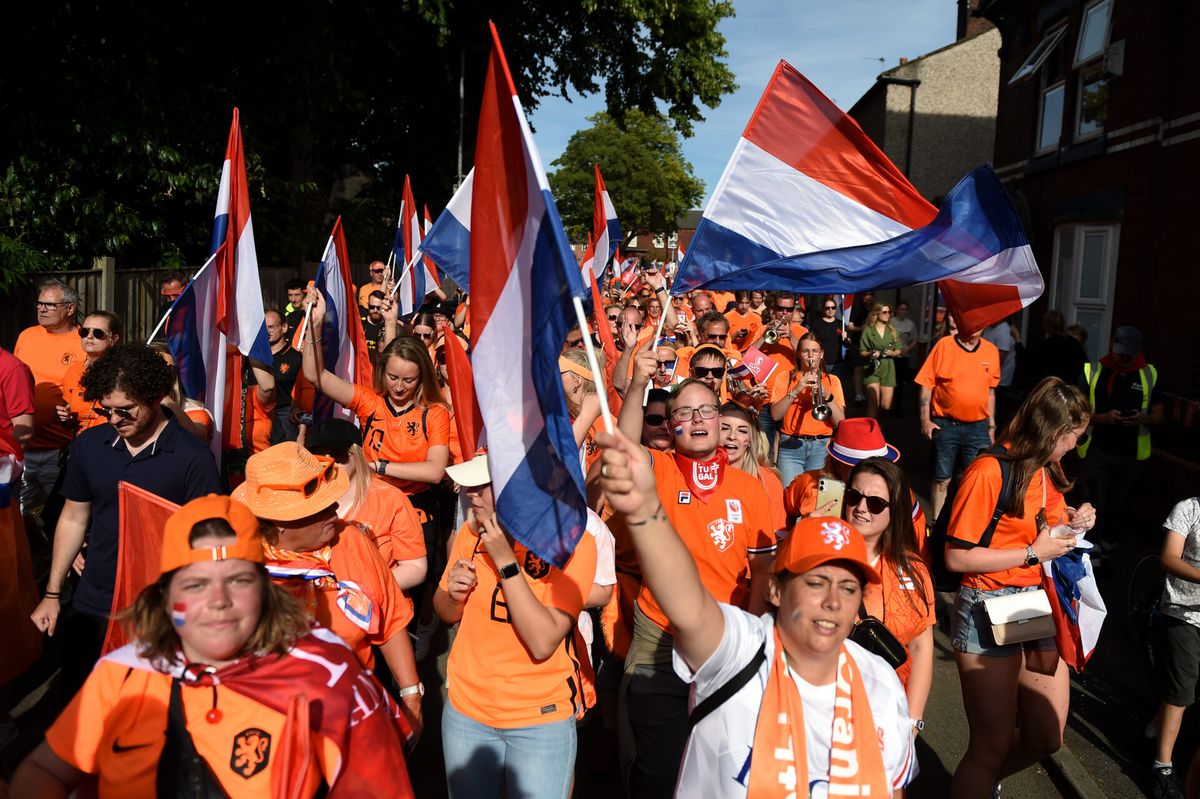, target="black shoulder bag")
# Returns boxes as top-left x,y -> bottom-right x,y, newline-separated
688,641 -> 767,729
849,600 -> 908,670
